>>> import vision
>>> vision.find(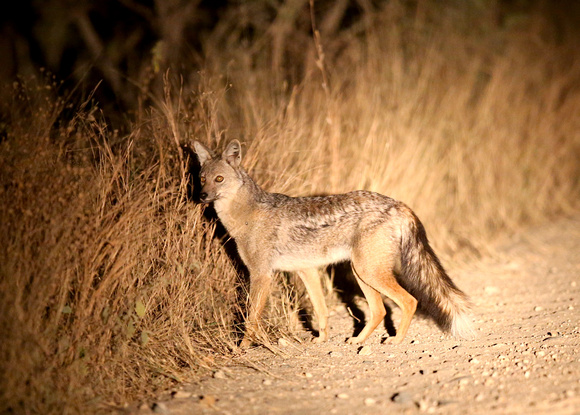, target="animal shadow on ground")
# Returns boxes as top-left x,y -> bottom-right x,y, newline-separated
182,144 -> 397,343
